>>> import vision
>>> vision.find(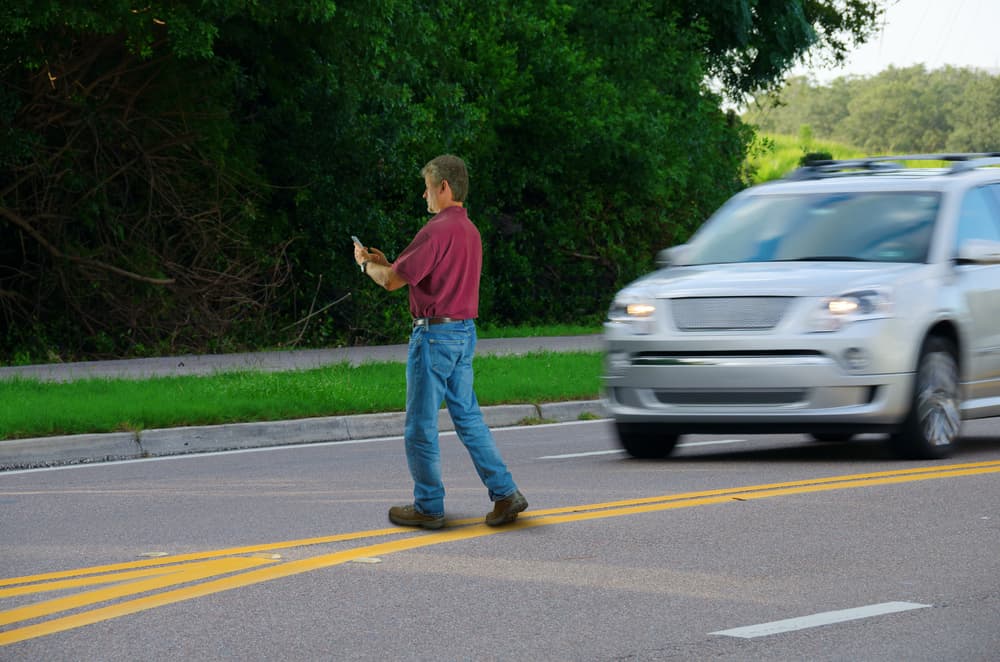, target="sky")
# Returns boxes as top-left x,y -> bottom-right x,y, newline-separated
793,0 -> 1000,83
